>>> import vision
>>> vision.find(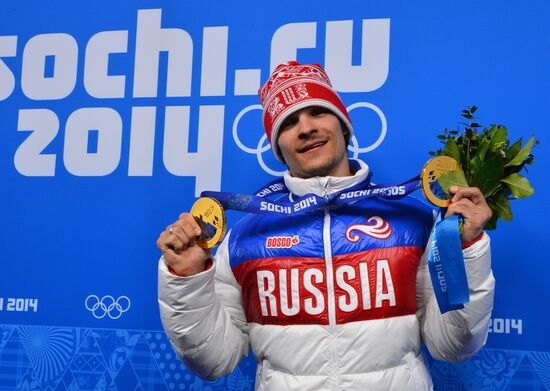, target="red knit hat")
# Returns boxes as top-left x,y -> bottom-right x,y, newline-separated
258,61 -> 354,162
